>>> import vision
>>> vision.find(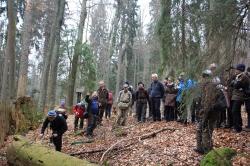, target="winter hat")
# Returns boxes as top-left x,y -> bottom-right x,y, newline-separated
236,64 -> 245,72
47,110 -> 57,117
